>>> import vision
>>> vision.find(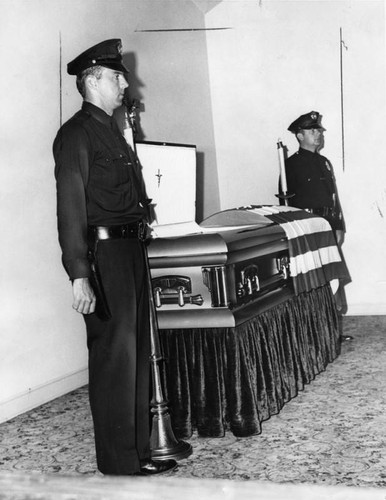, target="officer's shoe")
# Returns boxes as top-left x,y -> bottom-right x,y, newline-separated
137,459 -> 177,476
